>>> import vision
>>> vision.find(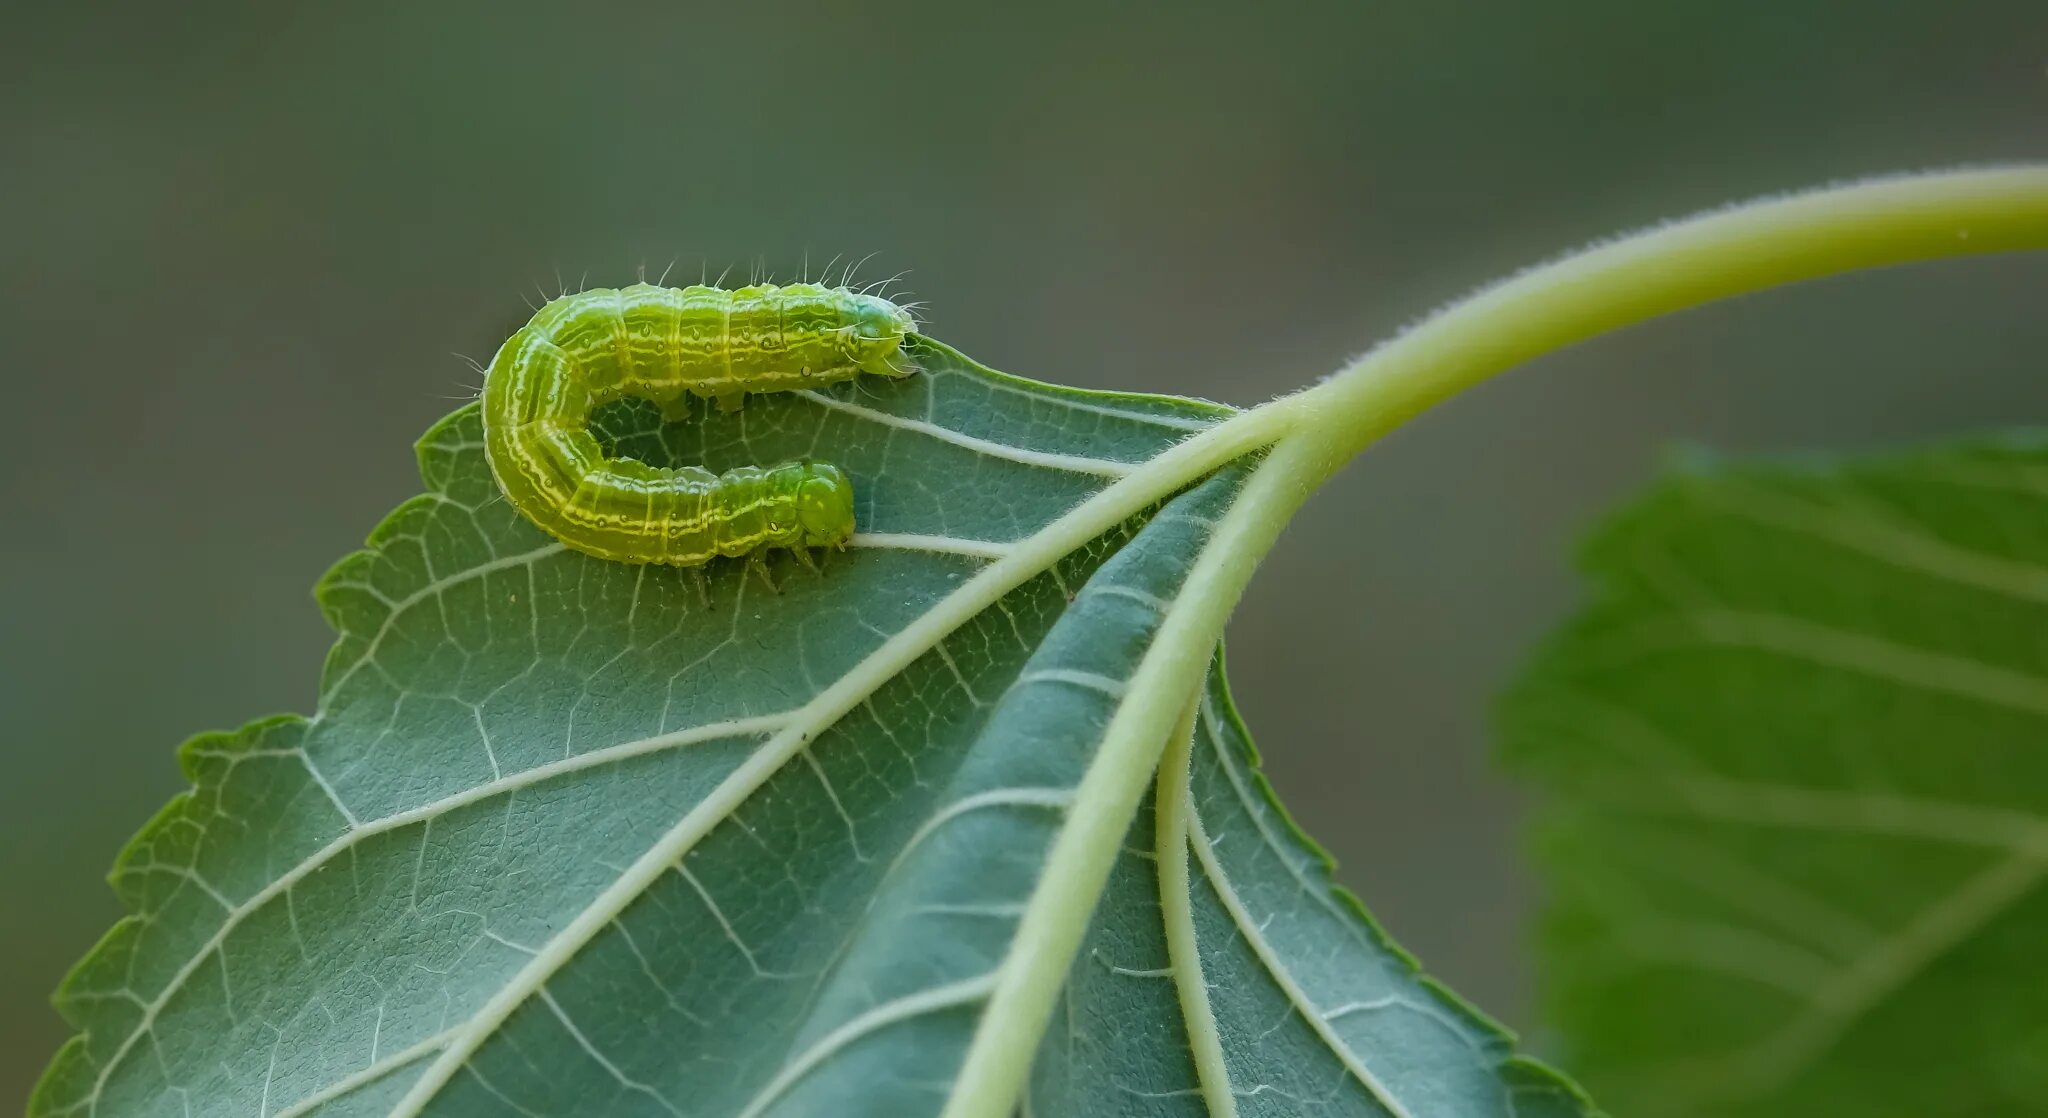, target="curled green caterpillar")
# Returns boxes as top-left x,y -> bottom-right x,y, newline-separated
480,281 -> 918,569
